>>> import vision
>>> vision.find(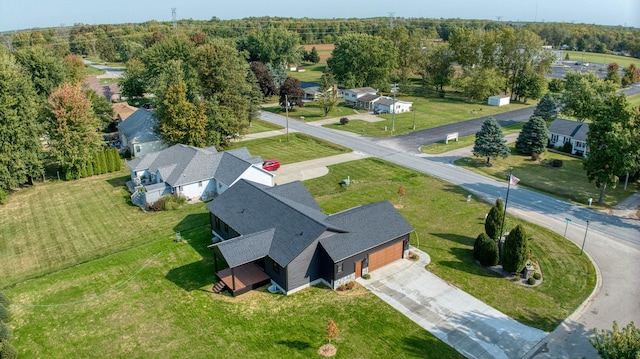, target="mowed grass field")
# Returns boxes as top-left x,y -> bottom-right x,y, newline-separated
456,146 -> 640,208
2,157 -> 595,357
562,50 -> 639,68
